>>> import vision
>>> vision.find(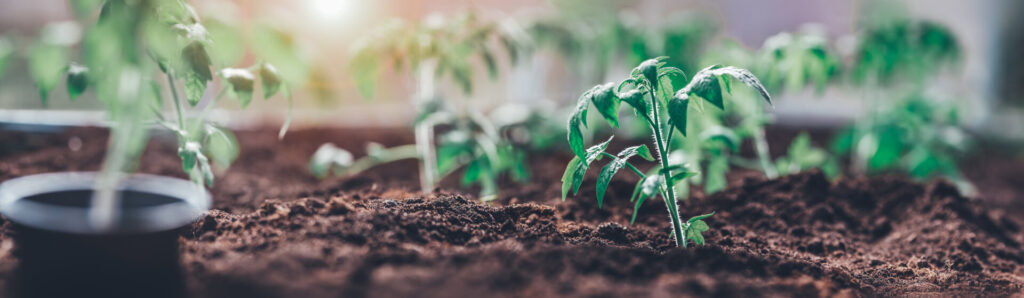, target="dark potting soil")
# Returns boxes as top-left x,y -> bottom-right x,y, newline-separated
0,126 -> 1021,297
